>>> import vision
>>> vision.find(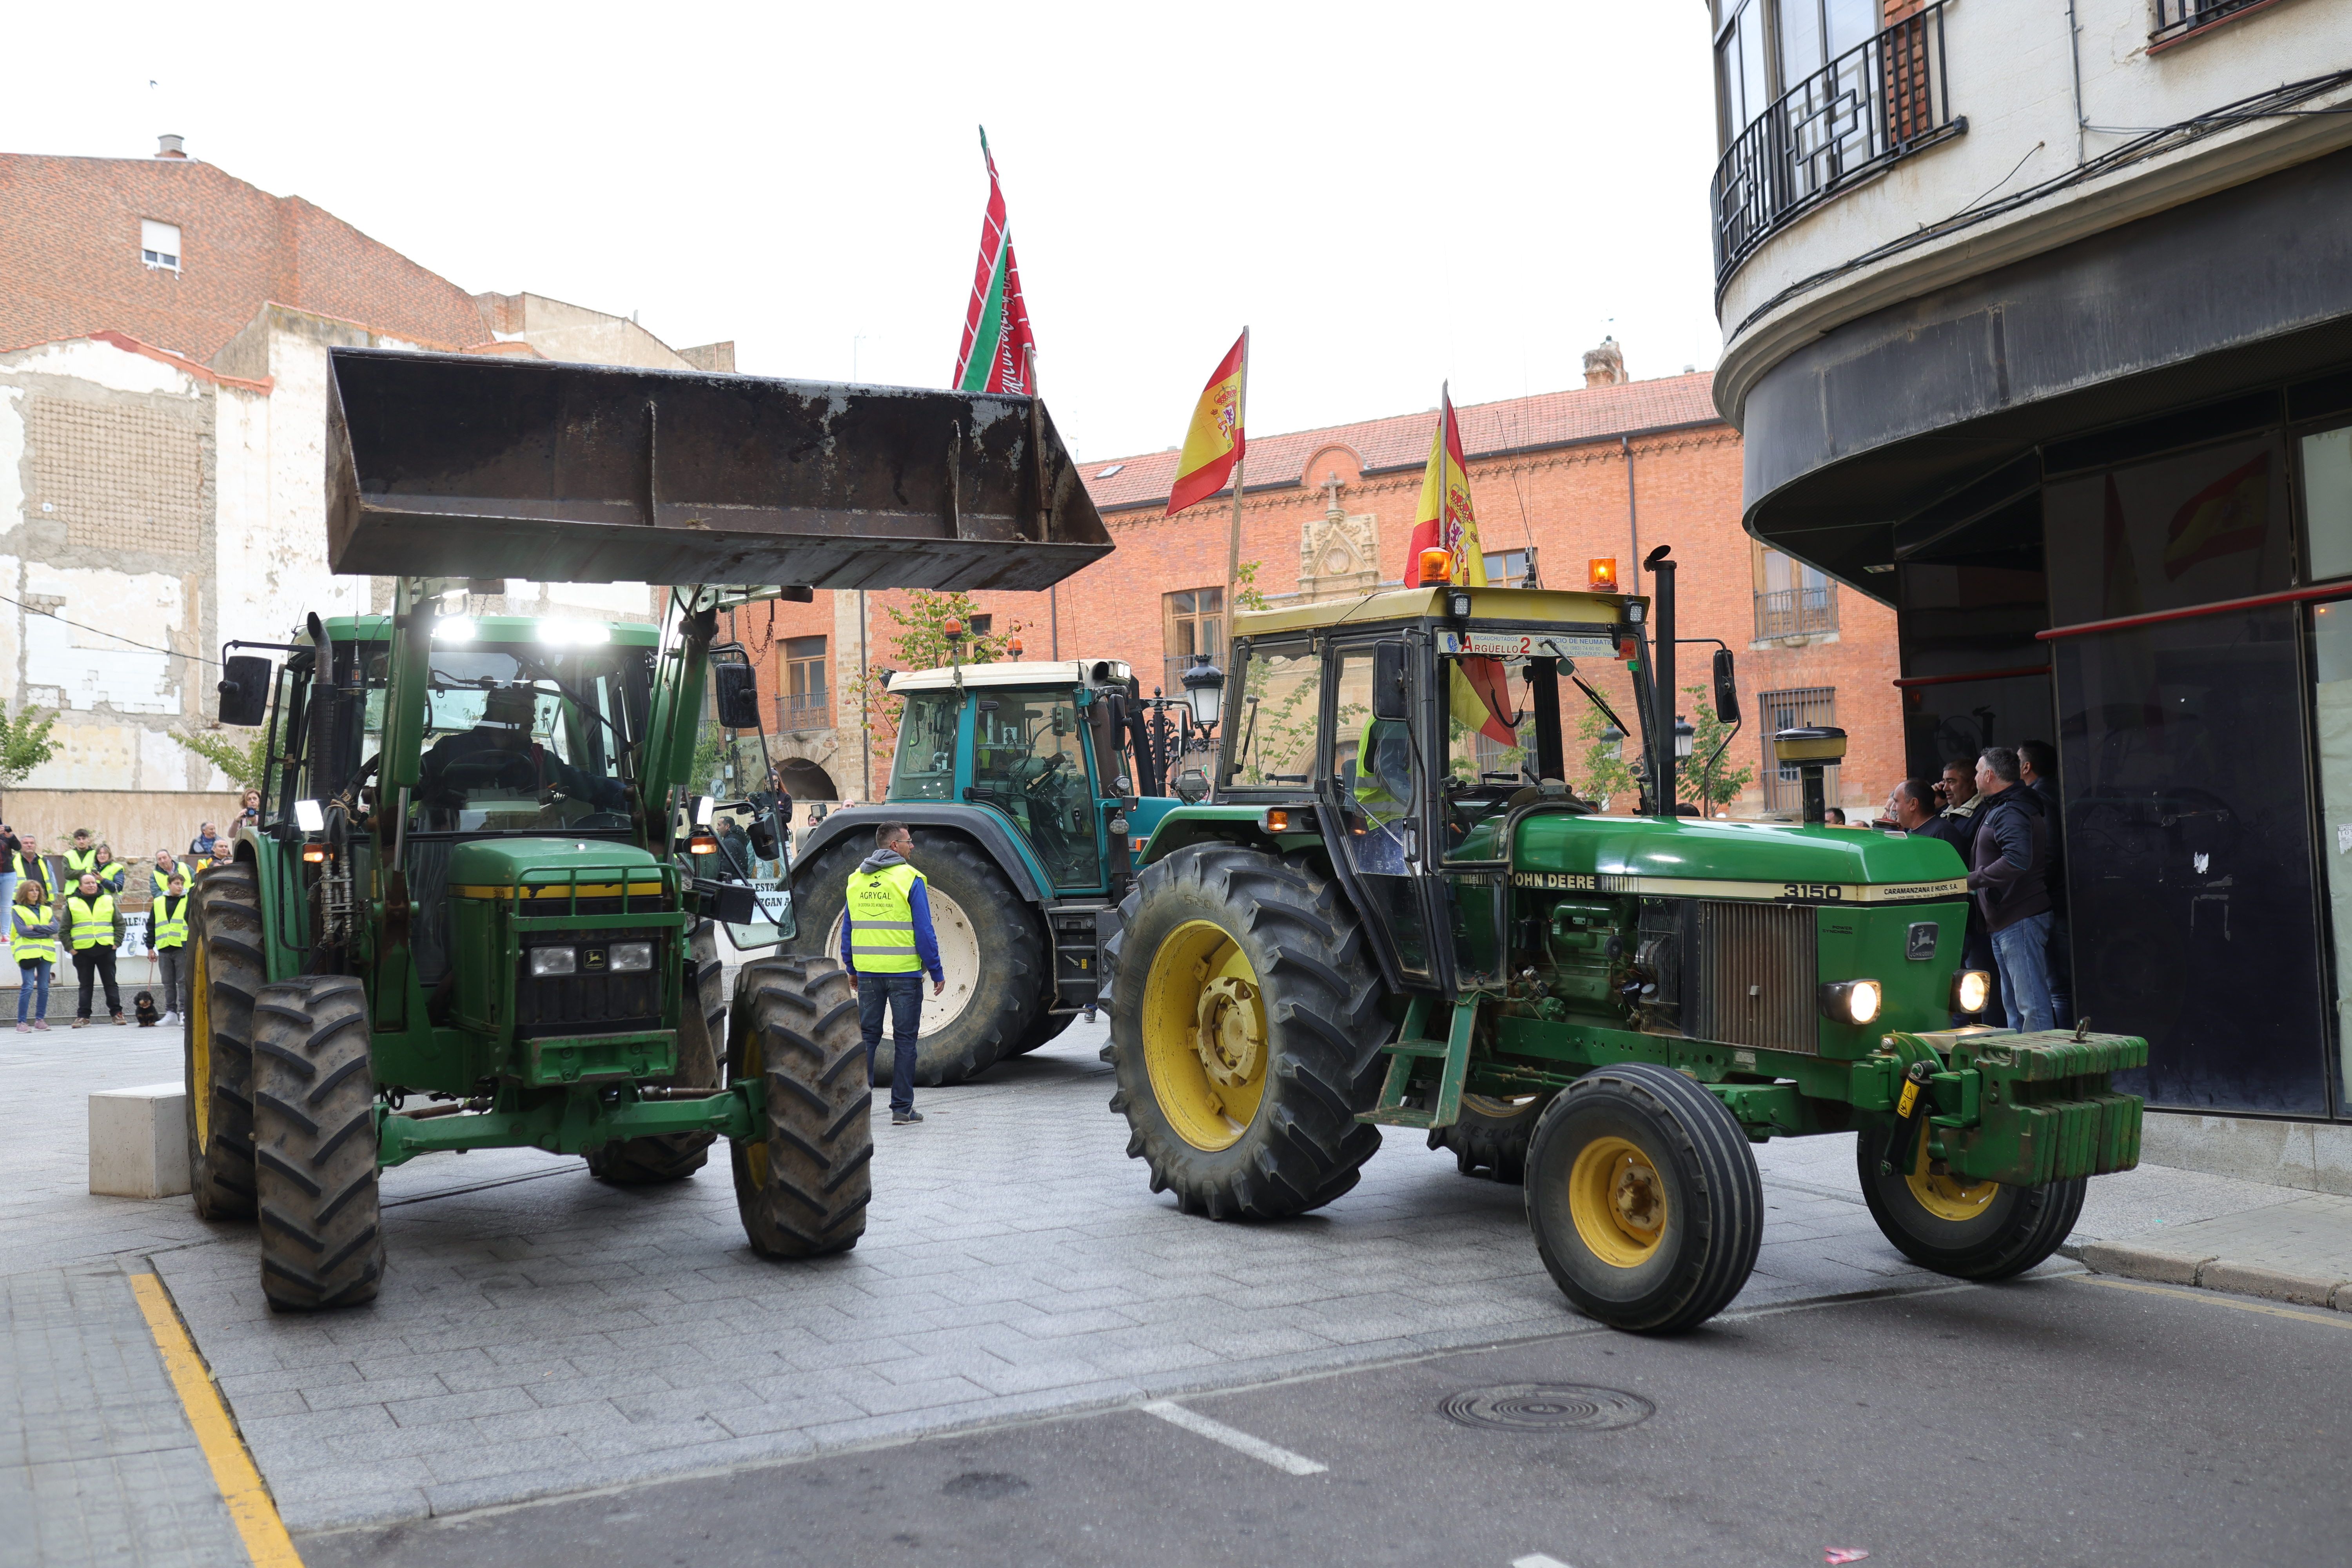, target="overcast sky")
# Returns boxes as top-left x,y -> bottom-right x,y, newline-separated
5,2 -> 1724,464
